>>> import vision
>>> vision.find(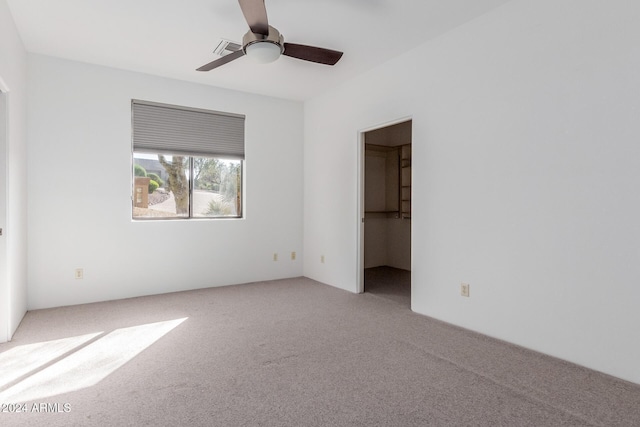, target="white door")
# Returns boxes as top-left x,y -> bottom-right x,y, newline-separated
0,90 -> 8,342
